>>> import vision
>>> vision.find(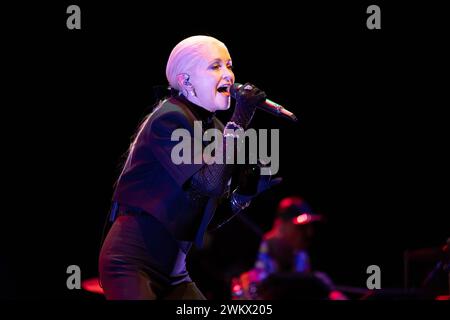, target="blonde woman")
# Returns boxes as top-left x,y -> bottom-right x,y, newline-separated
99,35 -> 272,299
